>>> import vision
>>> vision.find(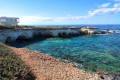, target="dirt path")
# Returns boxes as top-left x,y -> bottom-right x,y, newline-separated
11,47 -> 101,80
